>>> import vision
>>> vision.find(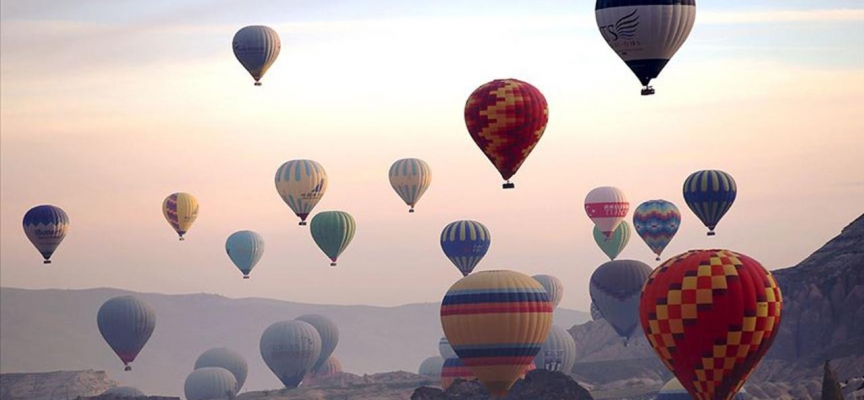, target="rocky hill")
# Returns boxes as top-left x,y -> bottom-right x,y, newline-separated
0,370 -> 118,400
233,371 -> 437,400
565,213 -> 864,399
411,369 -> 594,400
